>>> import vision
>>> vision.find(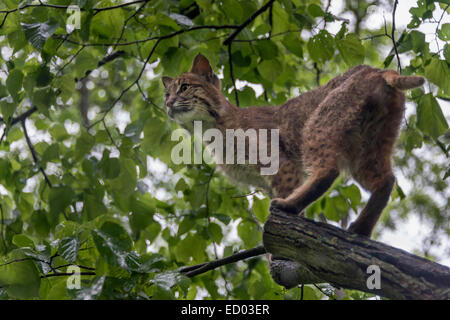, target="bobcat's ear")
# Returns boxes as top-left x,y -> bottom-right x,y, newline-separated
190,54 -> 221,90
162,76 -> 173,89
